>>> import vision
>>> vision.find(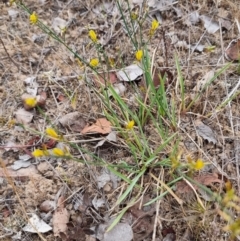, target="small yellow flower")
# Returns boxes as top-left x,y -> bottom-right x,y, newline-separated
89,58 -> 99,68
149,19 -> 159,36
32,149 -> 45,158
126,120 -> 135,130
108,57 -> 115,67
29,12 -> 38,24
131,12 -> 138,20
46,127 -> 59,139
135,50 -> 143,61
25,97 -> 37,108
193,159 -> 205,170
89,30 -> 97,42
9,0 -> 15,6
52,148 -> 65,156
